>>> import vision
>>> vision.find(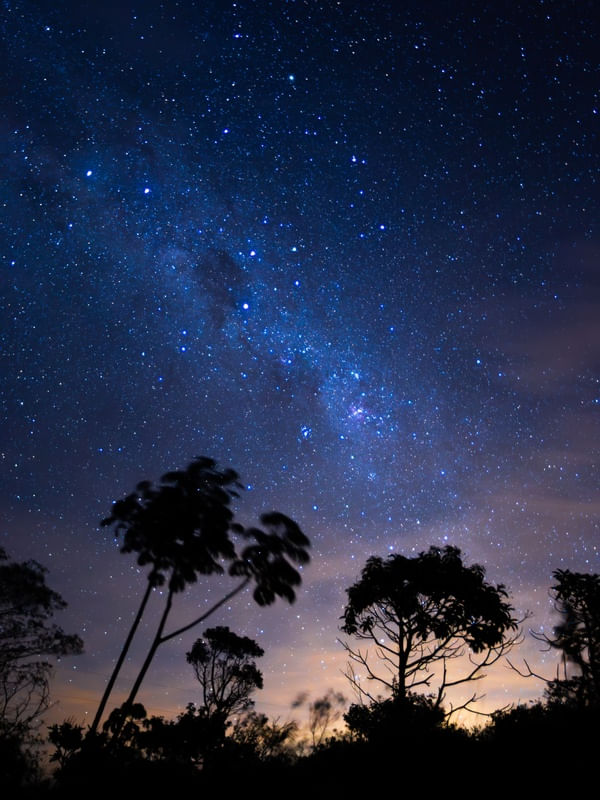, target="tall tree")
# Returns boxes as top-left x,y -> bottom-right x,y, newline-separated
340,545 -> 519,717
0,548 -> 83,736
89,457 -> 240,734
91,457 -> 310,734
186,626 -> 264,721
